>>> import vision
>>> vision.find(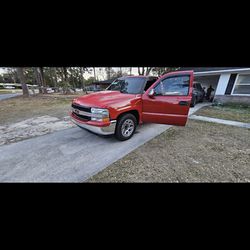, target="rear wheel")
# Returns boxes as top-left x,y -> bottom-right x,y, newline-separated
115,113 -> 137,141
